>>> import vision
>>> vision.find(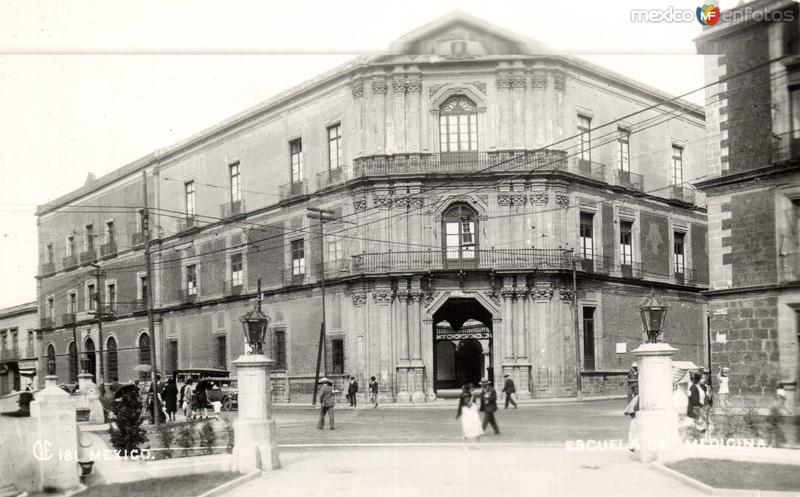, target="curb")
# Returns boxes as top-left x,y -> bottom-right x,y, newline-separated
194,471 -> 261,497
272,395 -> 626,409
651,461 -> 800,497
